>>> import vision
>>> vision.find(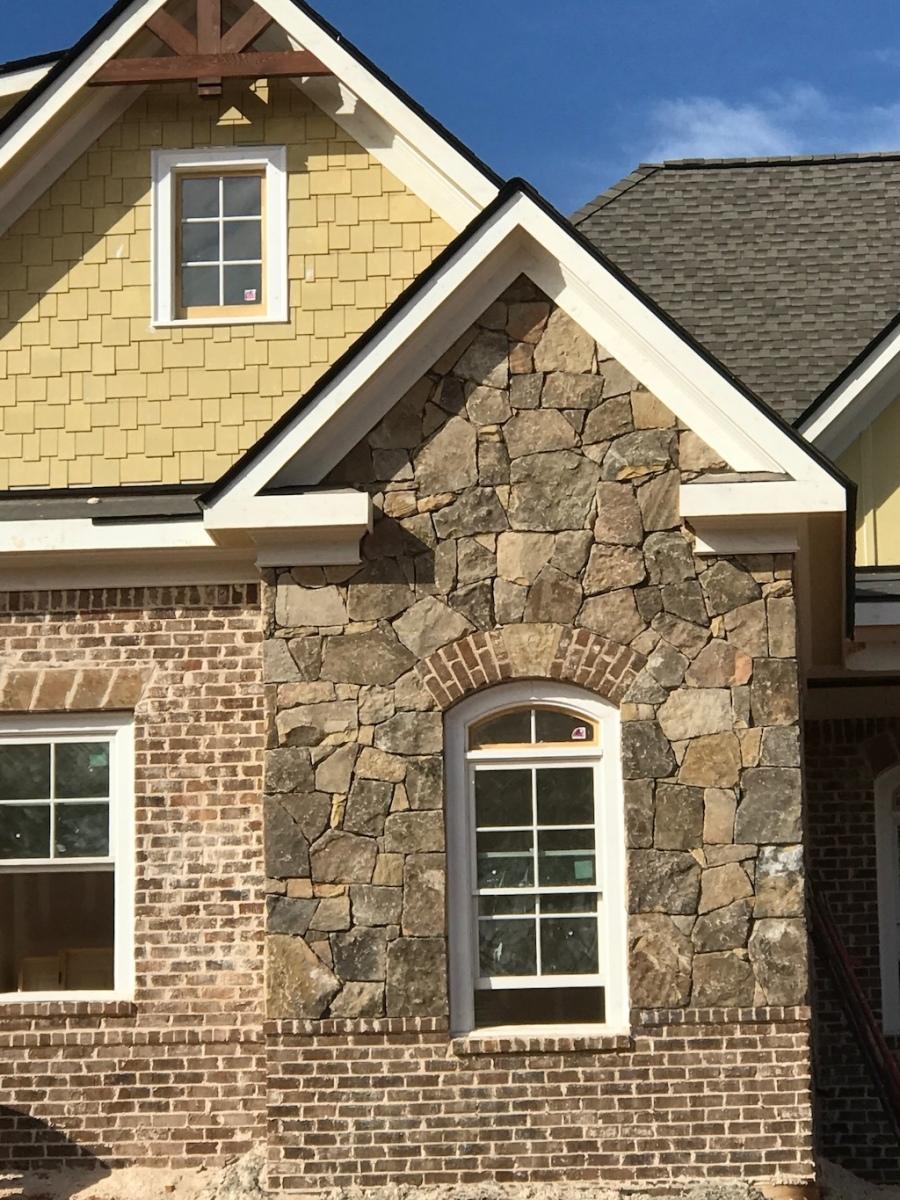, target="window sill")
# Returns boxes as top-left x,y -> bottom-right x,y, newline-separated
450,1025 -> 633,1055
0,997 -> 136,1021
152,313 -> 289,329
